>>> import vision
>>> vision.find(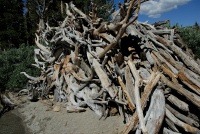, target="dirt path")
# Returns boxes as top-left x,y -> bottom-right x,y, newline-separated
16,100 -> 125,134
0,109 -> 30,134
